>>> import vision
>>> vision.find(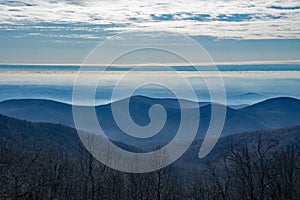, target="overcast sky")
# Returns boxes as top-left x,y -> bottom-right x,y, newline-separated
0,0 -> 299,64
